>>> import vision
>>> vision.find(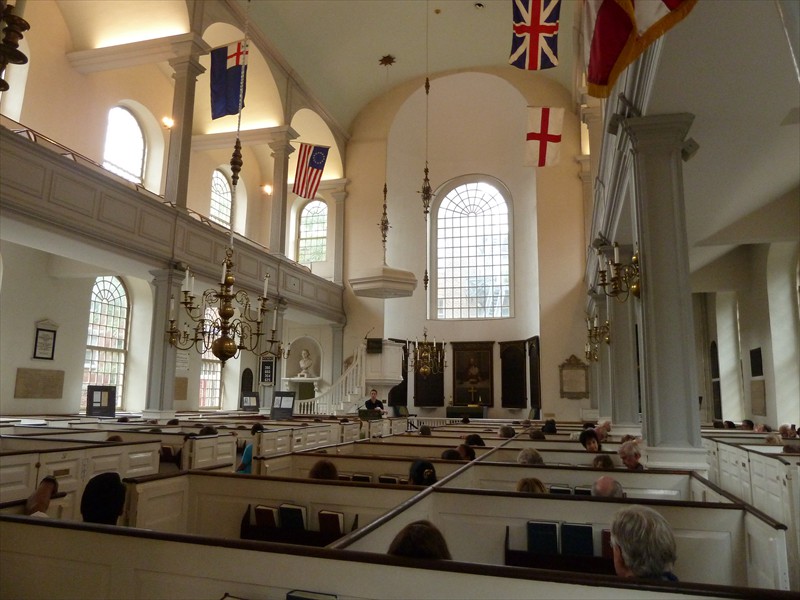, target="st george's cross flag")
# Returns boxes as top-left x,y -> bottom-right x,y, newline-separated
509,0 -> 561,70
210,40 -> 249,119
525,107 -> 564,167
292,143 -> 330,199
583,0 -> 697,98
